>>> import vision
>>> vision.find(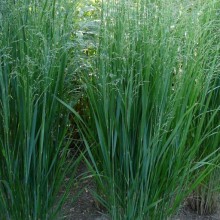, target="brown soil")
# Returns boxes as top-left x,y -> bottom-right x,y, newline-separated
172,202 -> 220,220
60,163 -> 108,220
